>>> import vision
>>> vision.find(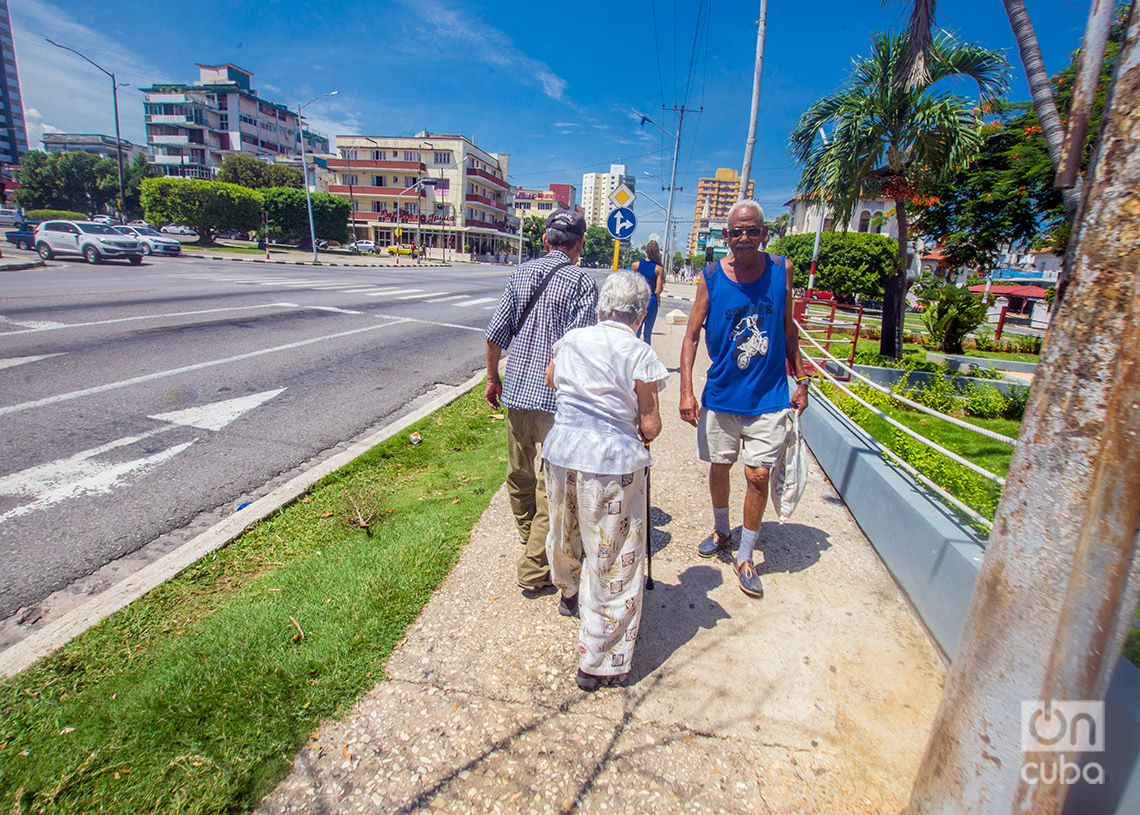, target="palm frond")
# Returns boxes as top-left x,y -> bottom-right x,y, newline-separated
928,35 -> 1012,100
